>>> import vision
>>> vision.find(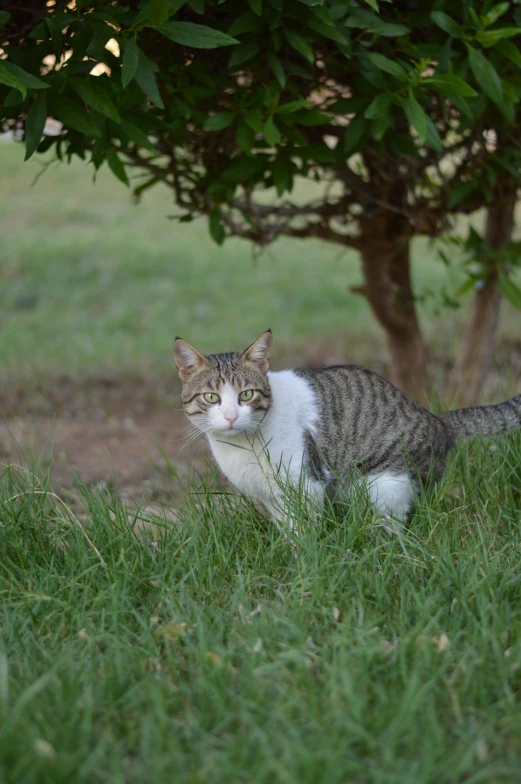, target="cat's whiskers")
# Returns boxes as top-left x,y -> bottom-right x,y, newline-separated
178,422 -> 215,454
171,422 -> 205,444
